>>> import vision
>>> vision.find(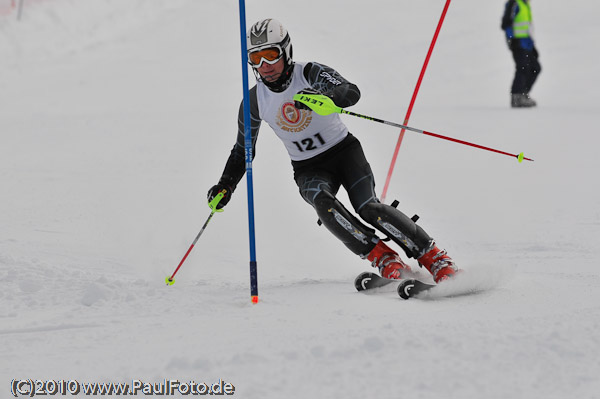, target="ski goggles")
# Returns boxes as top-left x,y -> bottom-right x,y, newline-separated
248,45 -> 283,68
